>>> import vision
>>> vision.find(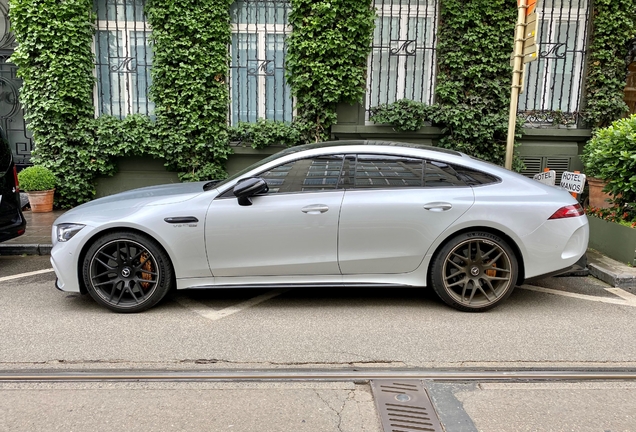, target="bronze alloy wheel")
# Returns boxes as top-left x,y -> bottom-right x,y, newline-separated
83,232 -> 173,313
430,232 -> 518,312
